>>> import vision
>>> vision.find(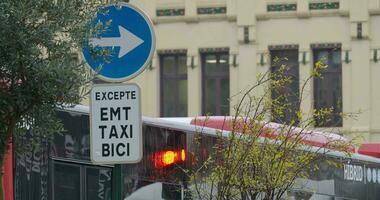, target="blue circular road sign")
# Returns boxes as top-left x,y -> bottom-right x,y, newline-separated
82,3 -> 155,82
